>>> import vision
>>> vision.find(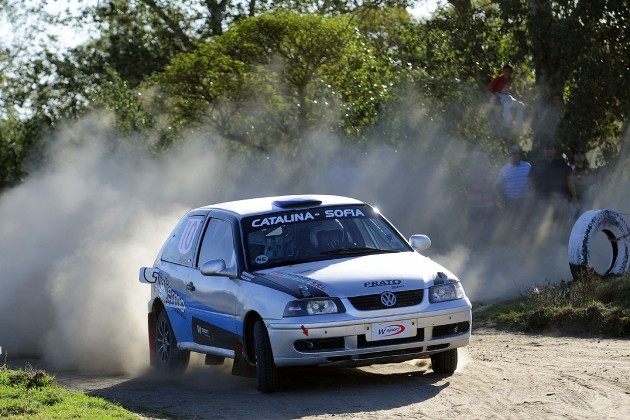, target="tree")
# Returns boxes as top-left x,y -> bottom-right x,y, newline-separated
2,0 -> 629,192
539,0 -> 630,159
412,0 -> 630,162
405,1 -> 530,146
147,10 -> 400,153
